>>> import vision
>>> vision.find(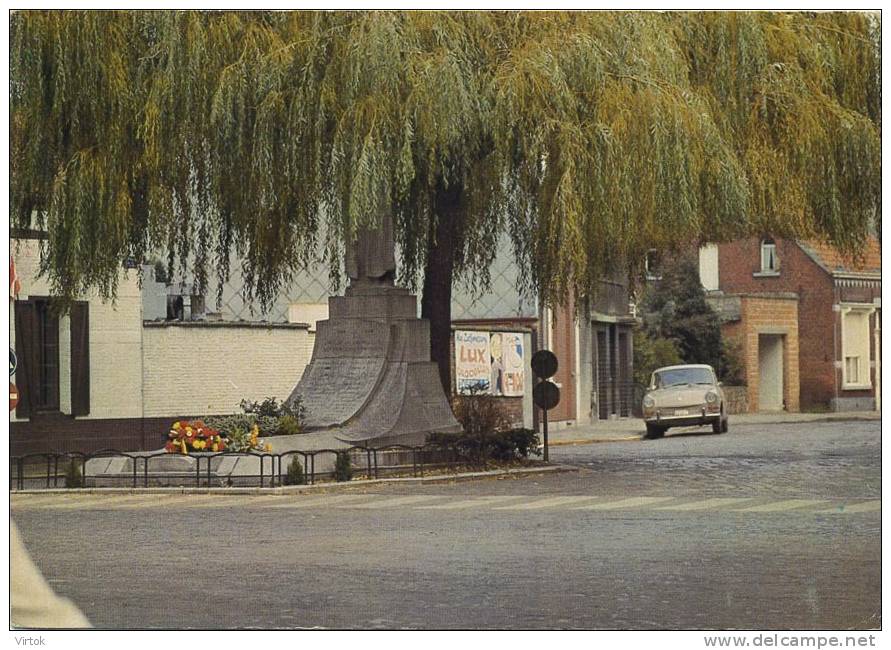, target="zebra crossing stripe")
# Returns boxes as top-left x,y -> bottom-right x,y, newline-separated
732,499 -> 829,513
11,495 -> 144,510
572,496 -> 675,510
415,496 -> 525,510
12,495 -> 80,509
814,500 -> 881,514
492,496 -> 602,510
344,495 -> 446,509
38,494 -> 165,510
261,494 -> 374,509
655,497 -> 756,511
